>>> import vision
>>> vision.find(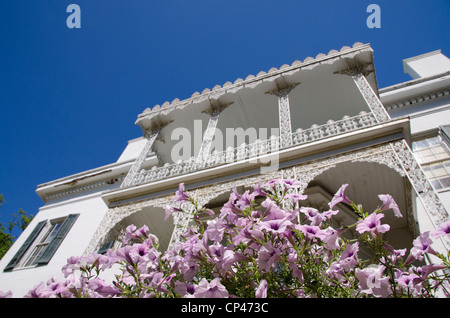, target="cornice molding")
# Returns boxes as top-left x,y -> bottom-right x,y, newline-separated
136,43 -> 373,121
43,174 -> 125,202
384,87 -> 450,111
